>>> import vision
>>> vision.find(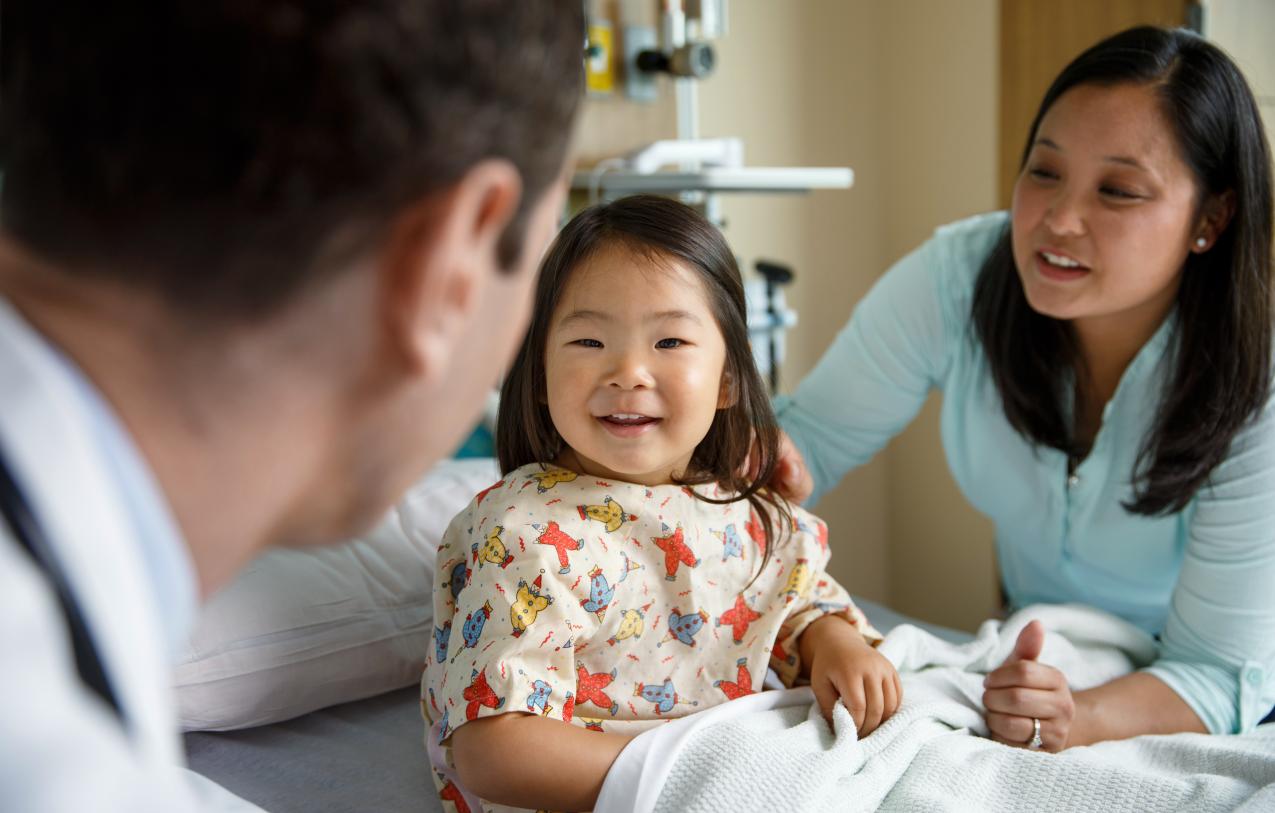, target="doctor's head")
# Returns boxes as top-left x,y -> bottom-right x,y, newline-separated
0,2 -> 583,546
